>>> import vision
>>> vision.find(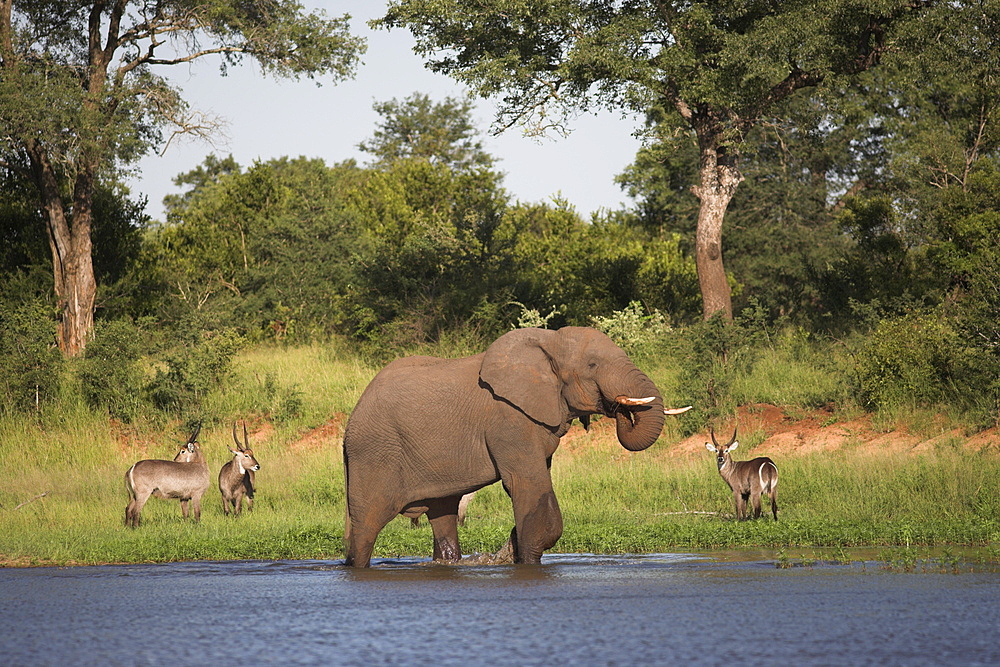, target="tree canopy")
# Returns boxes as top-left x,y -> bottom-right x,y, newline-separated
0,0 -> 366,355
376,0 -> 938,320
359,92 -> 496,172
